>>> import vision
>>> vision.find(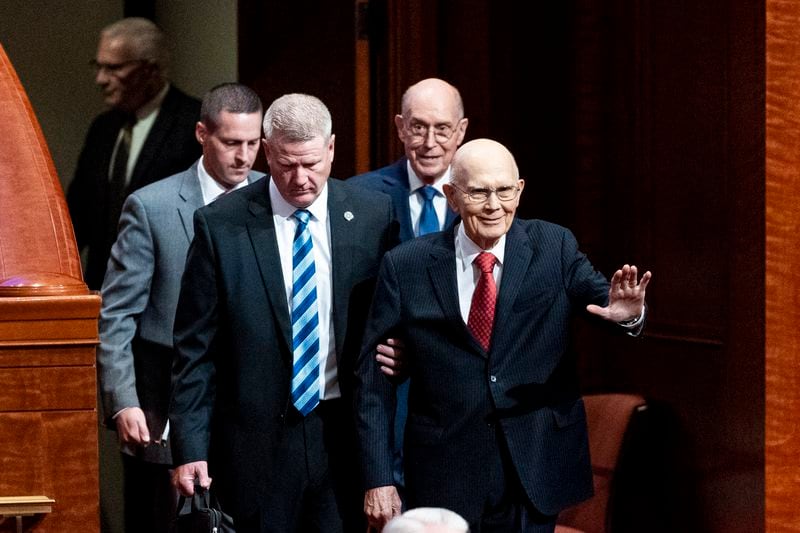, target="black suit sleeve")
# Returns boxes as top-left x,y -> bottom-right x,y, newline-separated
169,208 -> 219,466
353,251 -> 403,490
